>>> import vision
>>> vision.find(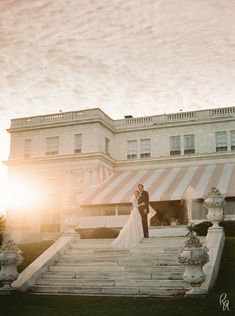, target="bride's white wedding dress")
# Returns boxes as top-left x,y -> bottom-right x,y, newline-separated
111,196 -> 144,249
